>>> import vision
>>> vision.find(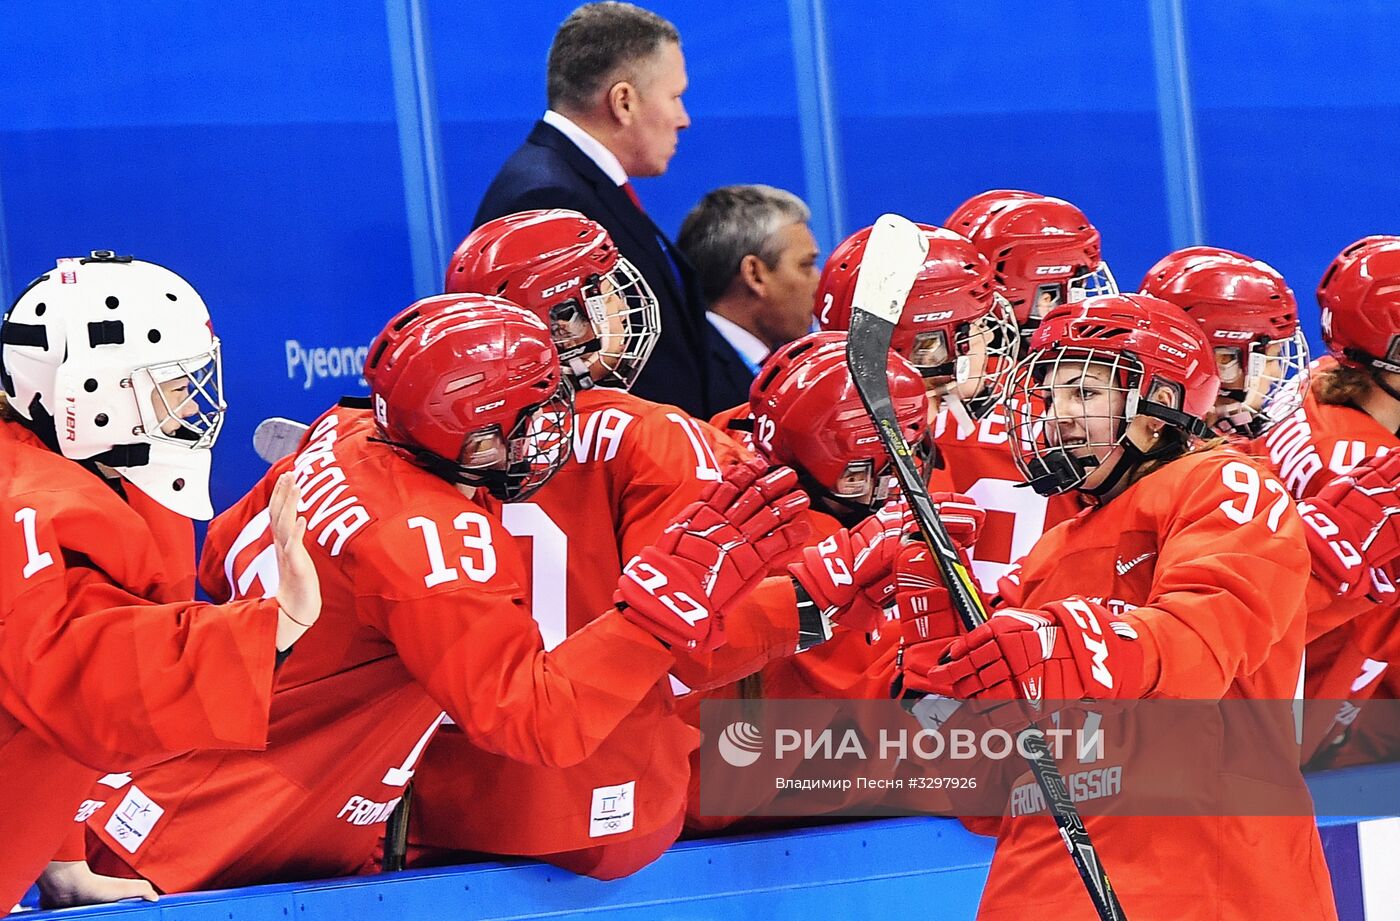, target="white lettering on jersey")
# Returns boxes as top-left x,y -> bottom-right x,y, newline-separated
501,504 -> 569,650
1114,552 -> 1156,576
573,407 -> 634,464
665,413 -> 723,481
963,478 -> 1050,593
13,507 -> 54,579
1329,440 -> 1390,476
289,414 -> 372,556
335,794 -> 402,827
